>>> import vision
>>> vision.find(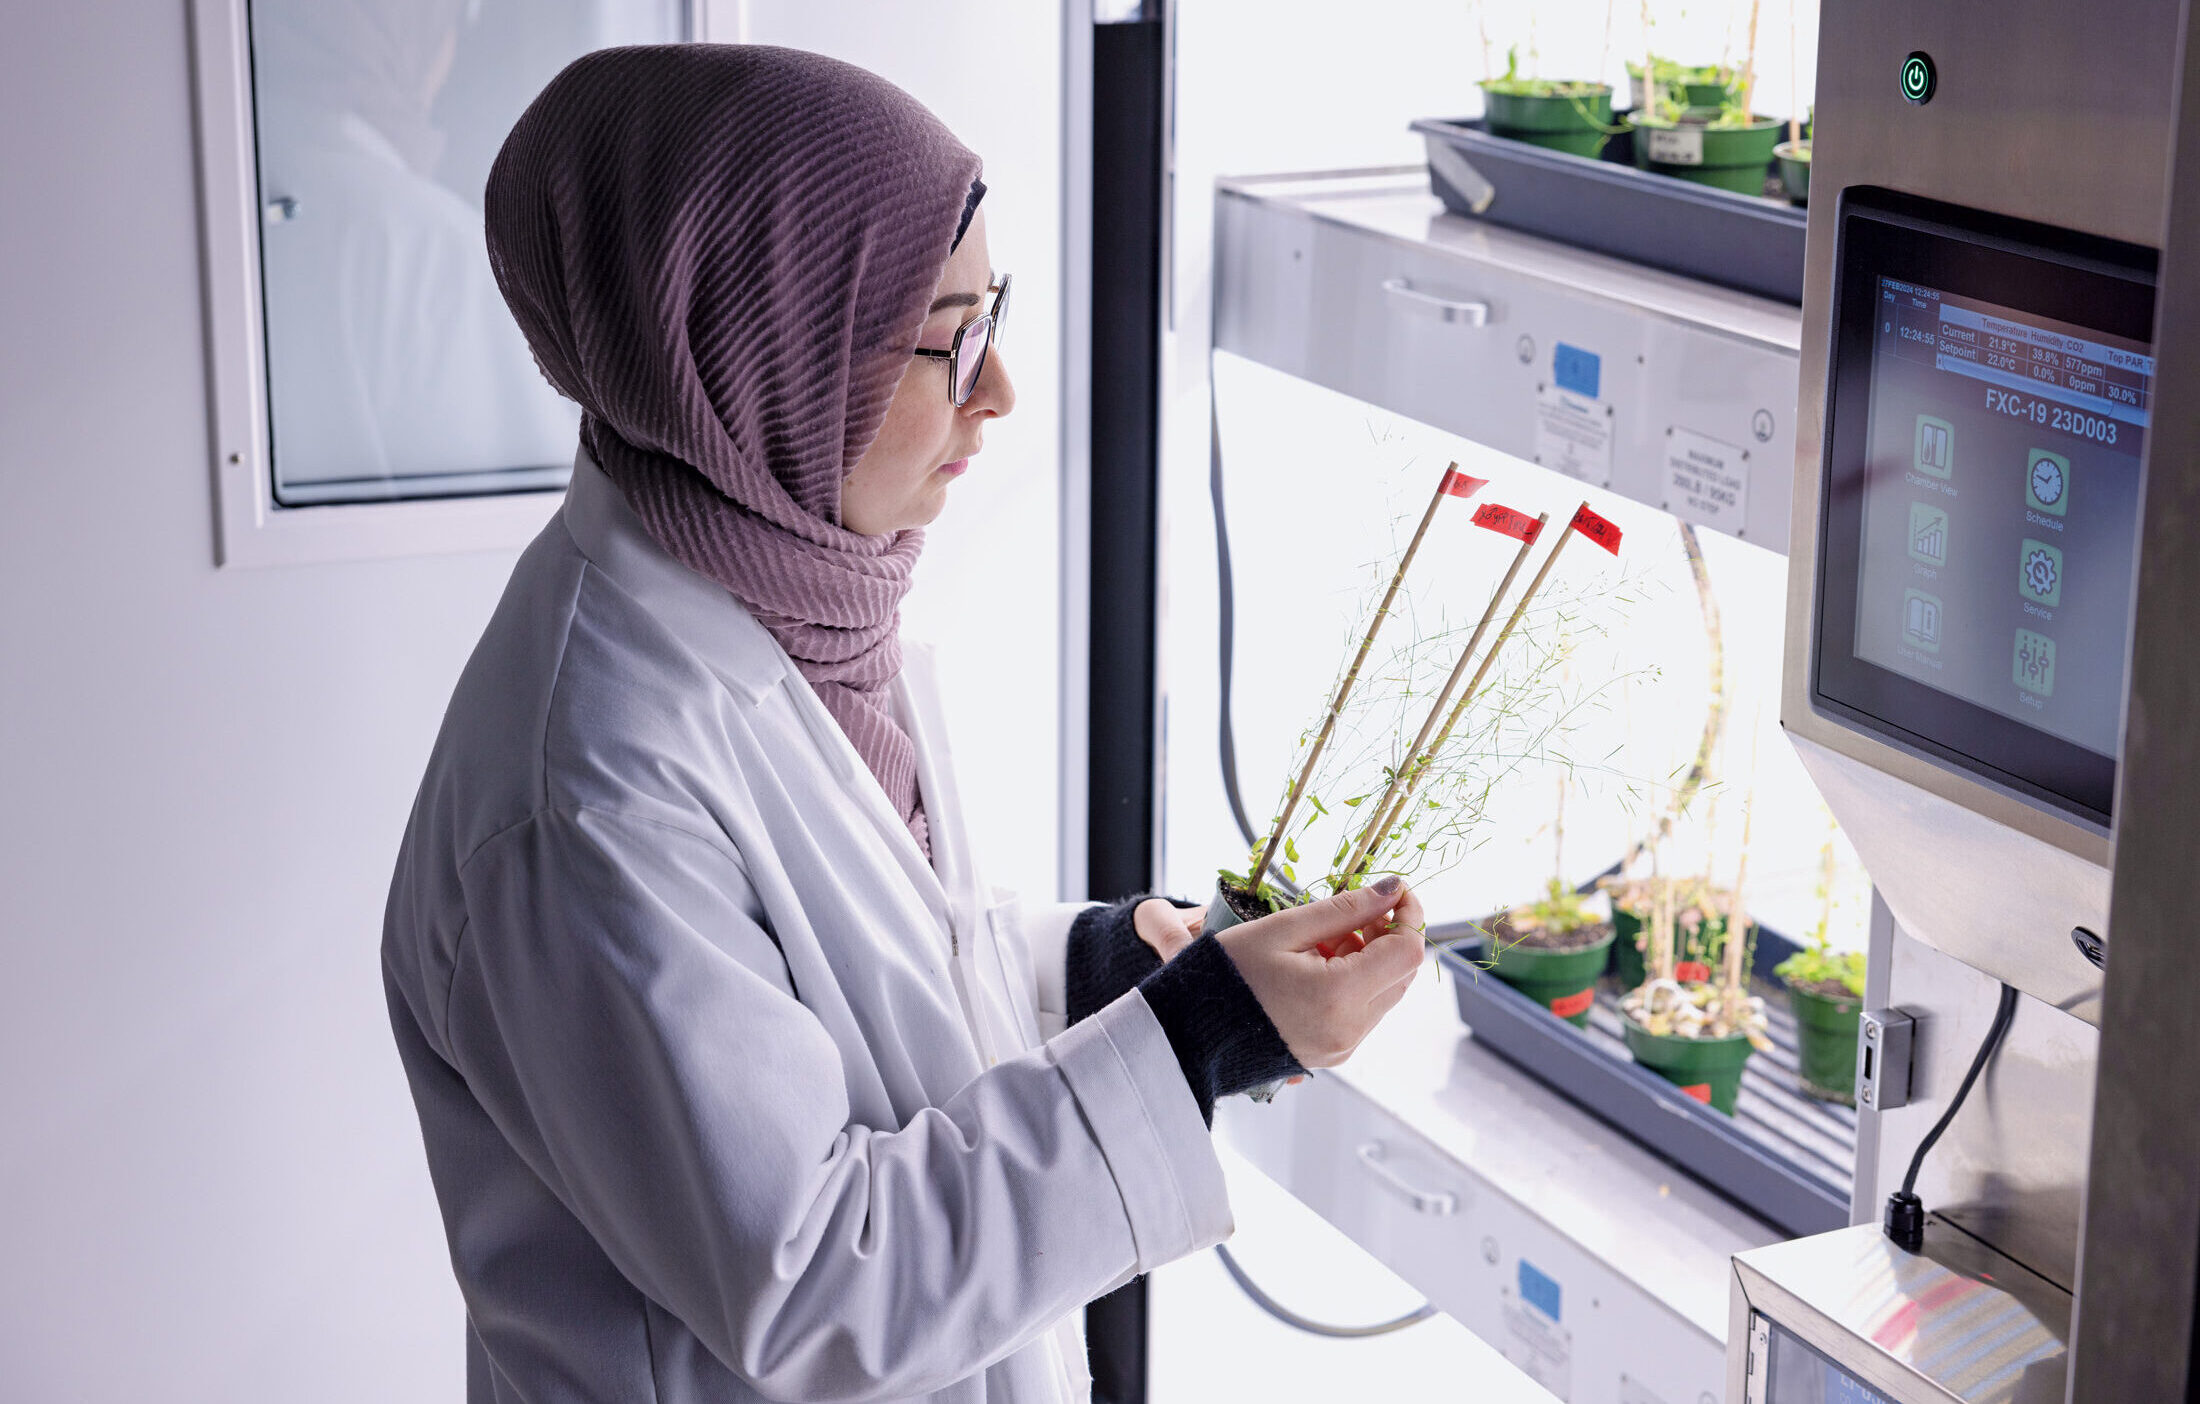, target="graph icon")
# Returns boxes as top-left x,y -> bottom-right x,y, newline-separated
1914,414 -> 1954,479
1908,502 -> 1949,566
